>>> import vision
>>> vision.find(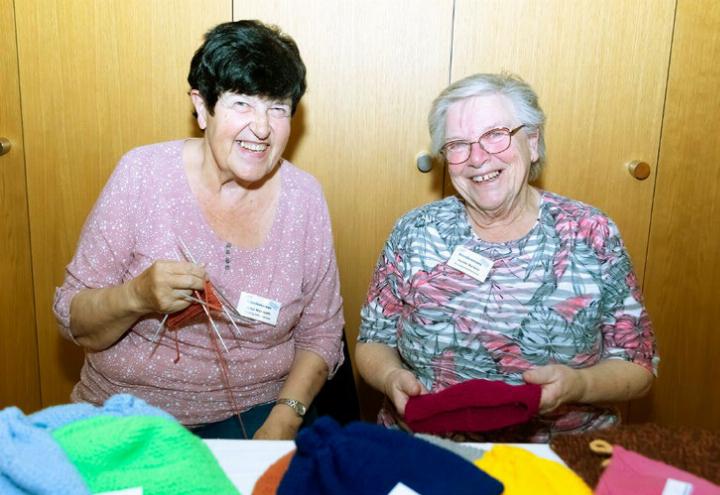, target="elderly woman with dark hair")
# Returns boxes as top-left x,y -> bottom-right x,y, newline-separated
356,73 -> 657,441
53,20 -> 344,440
